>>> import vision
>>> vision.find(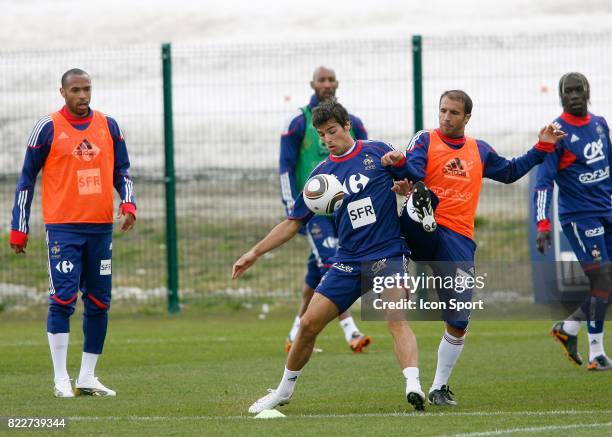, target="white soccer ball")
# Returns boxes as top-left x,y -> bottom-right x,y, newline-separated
303,174 -> 344,214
